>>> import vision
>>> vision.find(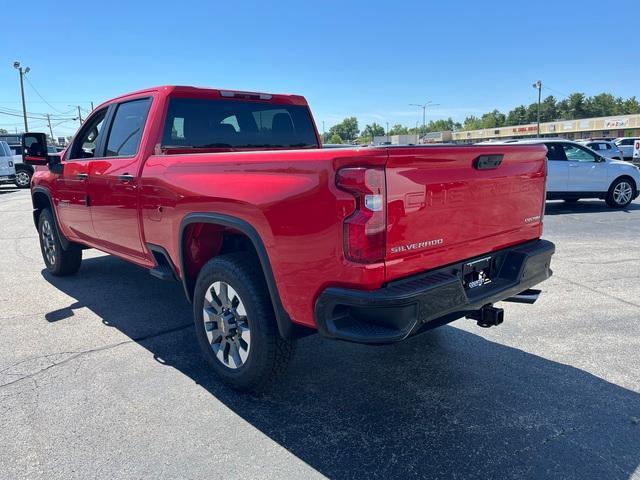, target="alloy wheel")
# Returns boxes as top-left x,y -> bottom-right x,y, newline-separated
613,181 -> 633,205
41,219 -> 56,265
202,281 -> 251,369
